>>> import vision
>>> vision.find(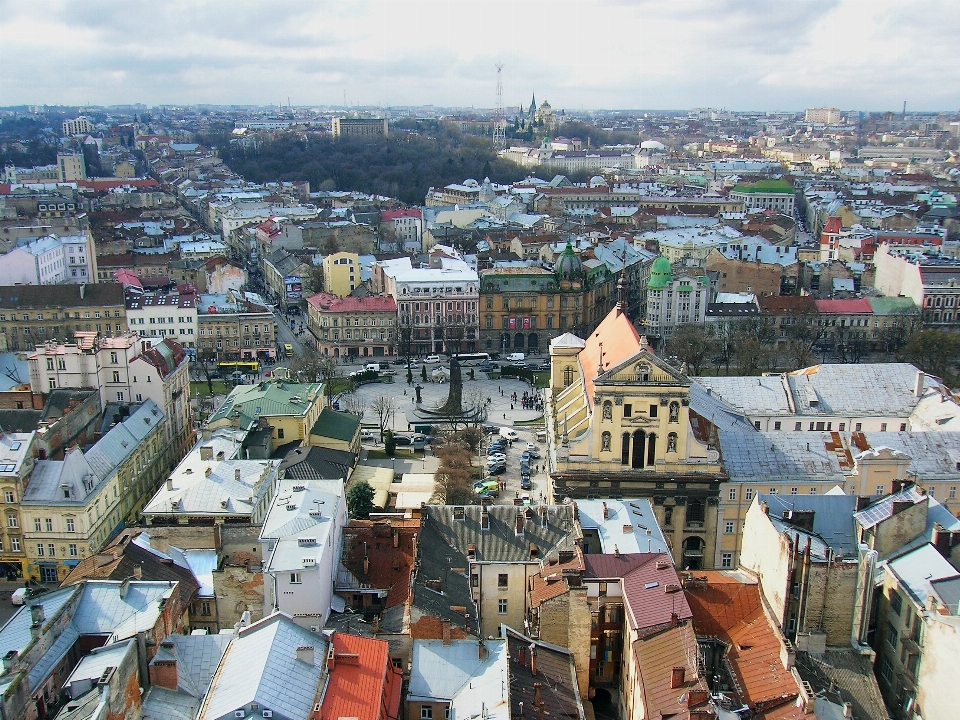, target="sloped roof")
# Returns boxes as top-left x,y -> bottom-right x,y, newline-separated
794,649 -> 888,720
320,632 -> 402,720
340,520 -> 417,609
633,625 -> 709,719
759,493 -> 859,558
199,613 -> 327,720
209,380 -> 323,423
584,553 -> 692,632
503,626 -> 585,720
578,306 -> 643,401
408,639 -> 510,720
685,572 -> 801,714
278,445 -> 356,480
310,407 -> 360,441
149,633 -> 232,699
